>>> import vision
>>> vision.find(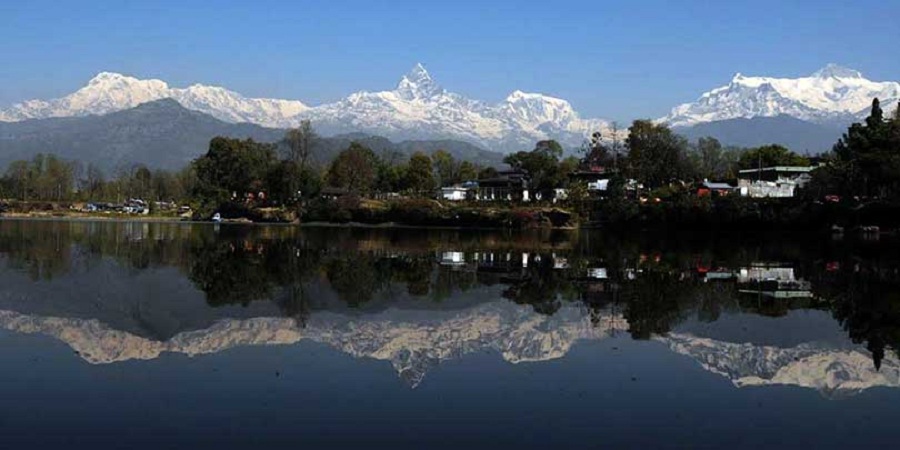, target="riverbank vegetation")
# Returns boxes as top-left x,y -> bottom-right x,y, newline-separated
2,100 -> 898,230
